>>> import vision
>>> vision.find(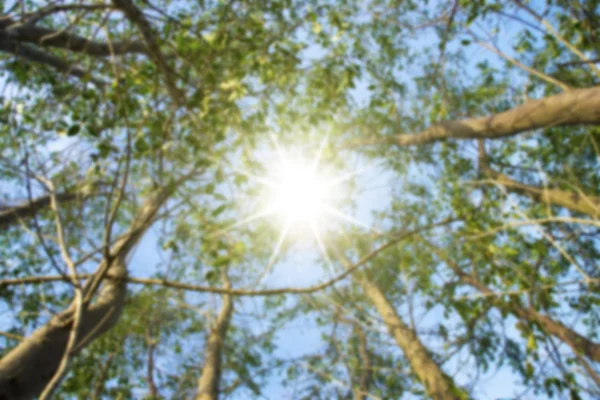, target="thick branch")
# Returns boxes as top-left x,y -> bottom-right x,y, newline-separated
1,21 -> 146,56
111,0 -> 184,104
362,86 -> 600,147
482,168 -> 600,218
0,191 -> 83,230
355,275 -> 465,399
334,250 -> 465,400
195,273 -> 233,400
0,177 -> 185,399
0,257 -> 127,400
478,141 -> 600,217
0,36 -> 97,82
